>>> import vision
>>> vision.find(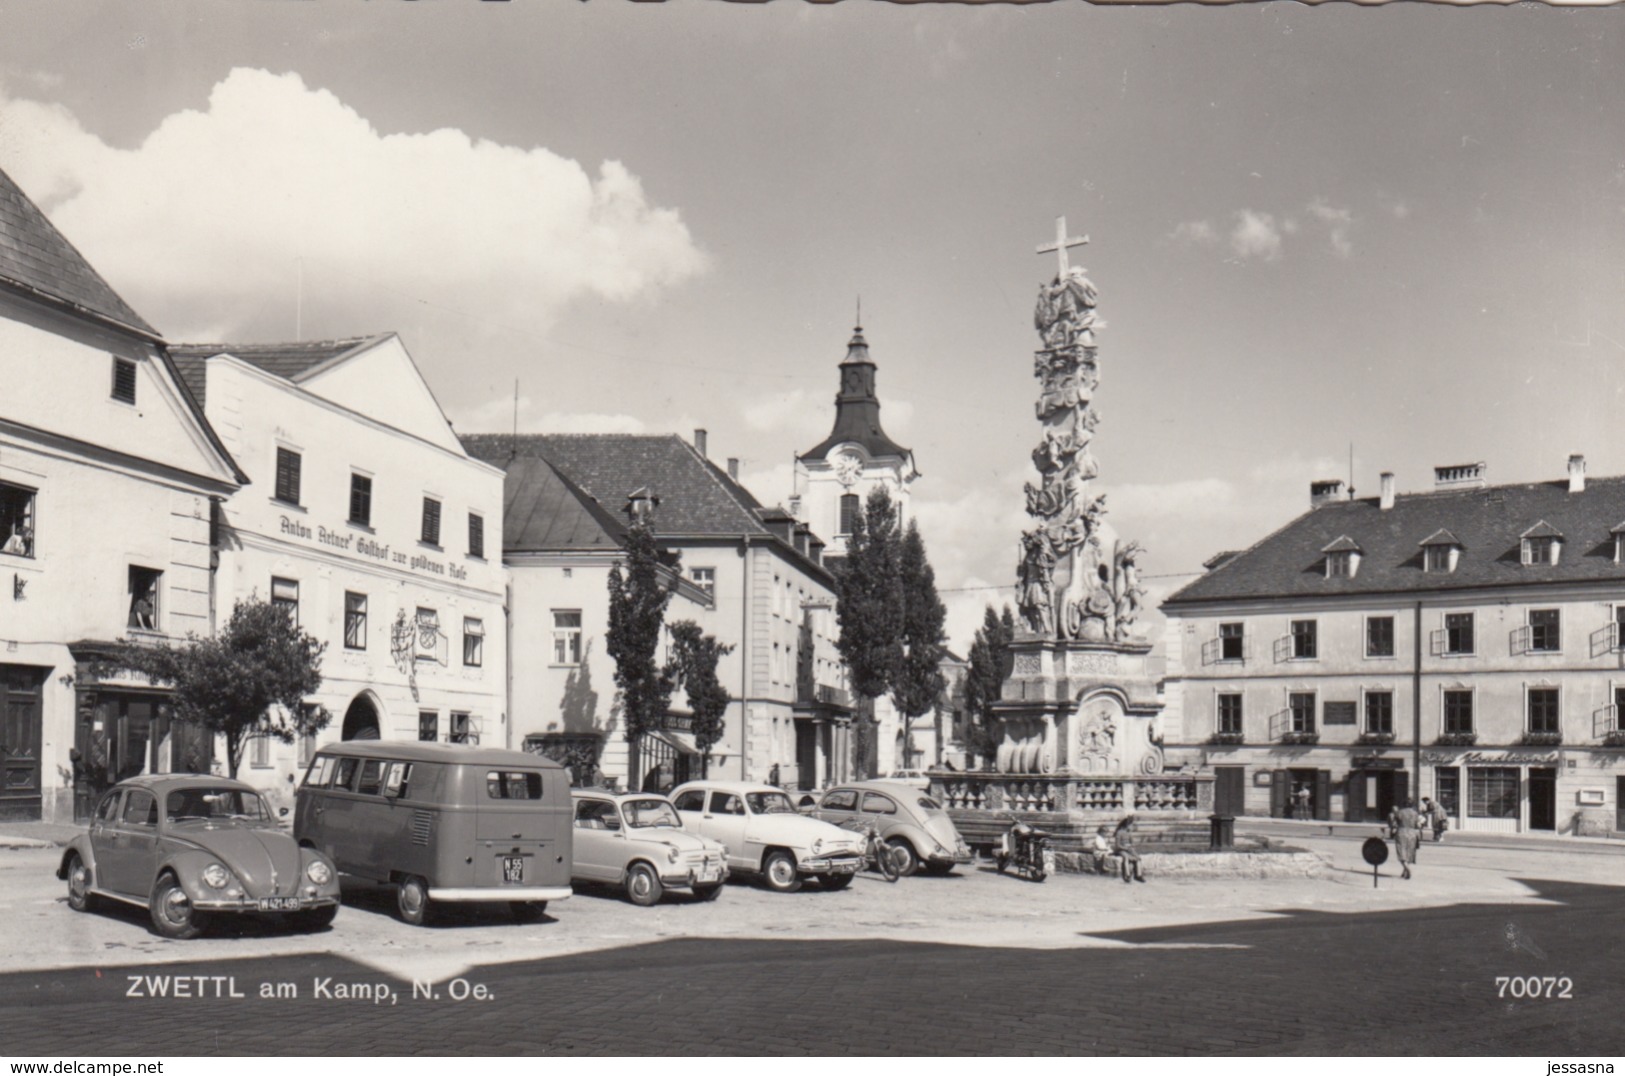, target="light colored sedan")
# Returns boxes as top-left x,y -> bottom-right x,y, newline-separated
670,780 -> 865,893
571,791 -> 728,906
810,781 -> 972,876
